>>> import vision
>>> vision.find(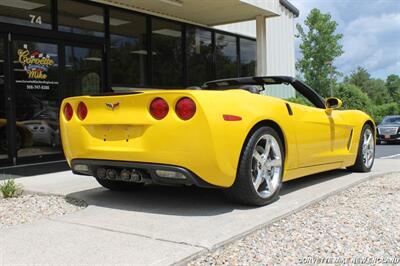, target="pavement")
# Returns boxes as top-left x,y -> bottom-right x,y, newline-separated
1,156 -> 400,265
375,143 -> 400,159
